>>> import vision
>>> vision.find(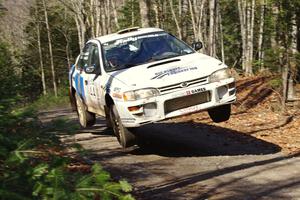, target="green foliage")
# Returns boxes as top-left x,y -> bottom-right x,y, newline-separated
220,0 -> 241,68
119,0 -> 141,29
30,163 -> 134,200
0,42 -> 21,101
268,77 -> 282,89
31,87 -> 70,110
0,104 -> 134,200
